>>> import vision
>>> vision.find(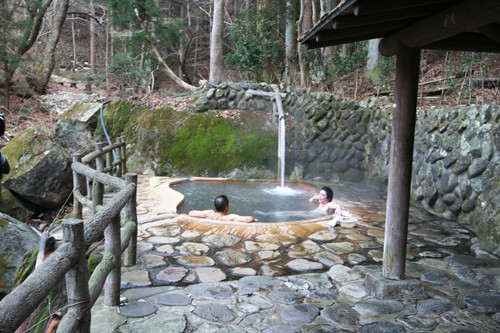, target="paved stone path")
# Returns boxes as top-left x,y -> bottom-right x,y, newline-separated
90,176 -> 500,332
